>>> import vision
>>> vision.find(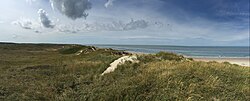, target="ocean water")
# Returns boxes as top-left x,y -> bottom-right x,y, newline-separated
94,45 -> 250,58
